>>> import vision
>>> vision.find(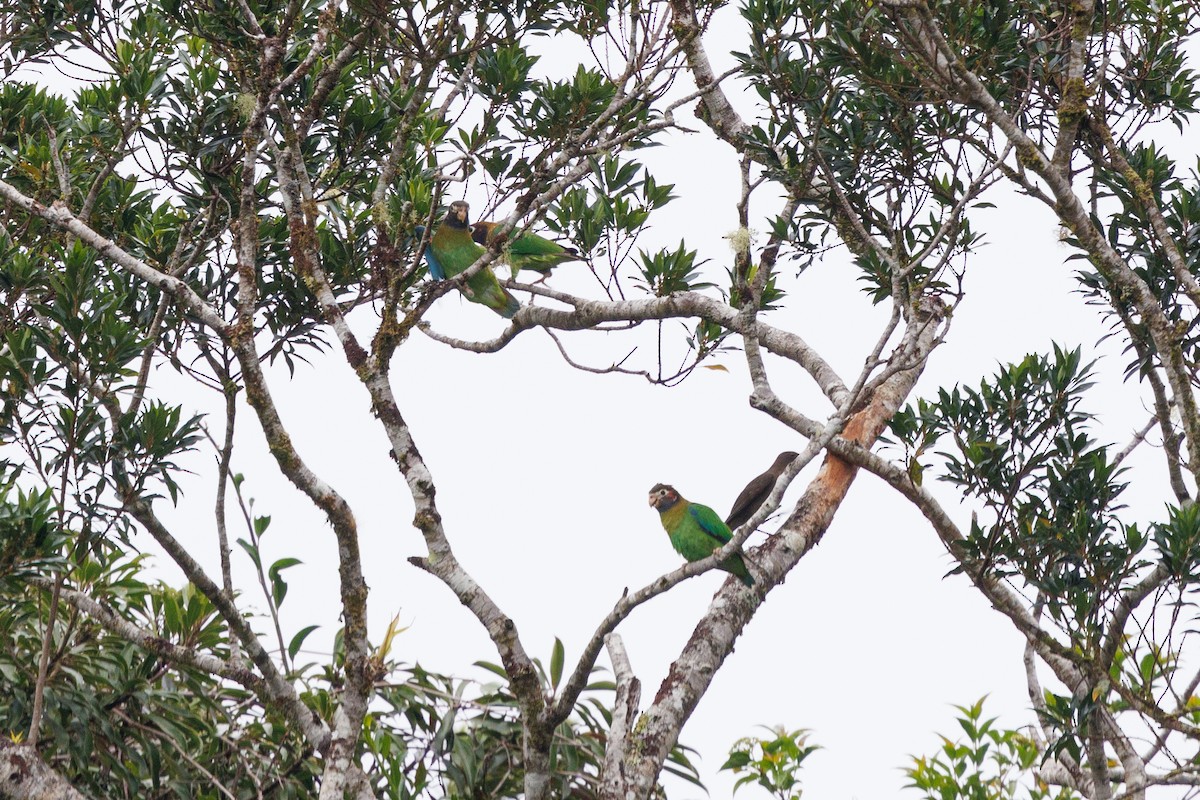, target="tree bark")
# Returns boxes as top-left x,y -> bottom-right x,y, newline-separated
0,743 -> 91,800
612,300 -> 946,799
